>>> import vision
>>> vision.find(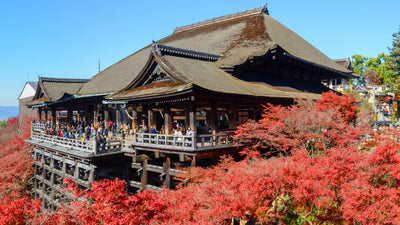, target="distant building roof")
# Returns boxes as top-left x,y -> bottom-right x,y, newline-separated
18,81 -> 38,100
25,77 -> 89,107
